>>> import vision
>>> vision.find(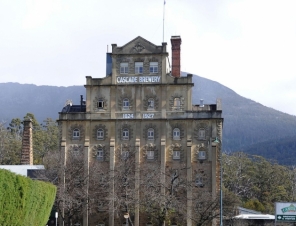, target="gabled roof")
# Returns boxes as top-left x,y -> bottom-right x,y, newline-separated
112,36 -> 165,54
120,36 -> 158,49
